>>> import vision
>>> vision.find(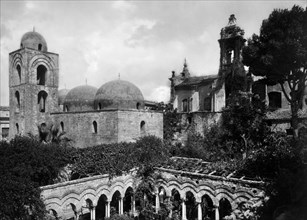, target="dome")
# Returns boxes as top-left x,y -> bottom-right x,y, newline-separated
20,31 -> 48,52
94,79 -> 144,110
64,85 -> 97,112
58,89 -> 70,105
